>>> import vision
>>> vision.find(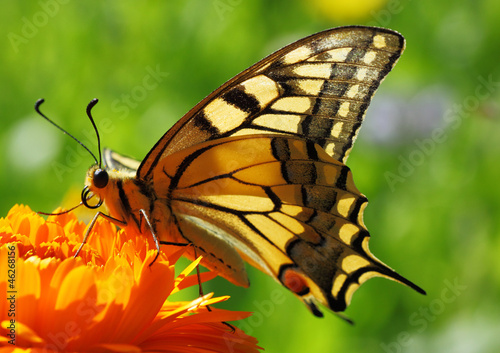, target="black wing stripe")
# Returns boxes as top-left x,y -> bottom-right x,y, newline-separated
270,137 -> 292,161
222,87 -> 261,114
